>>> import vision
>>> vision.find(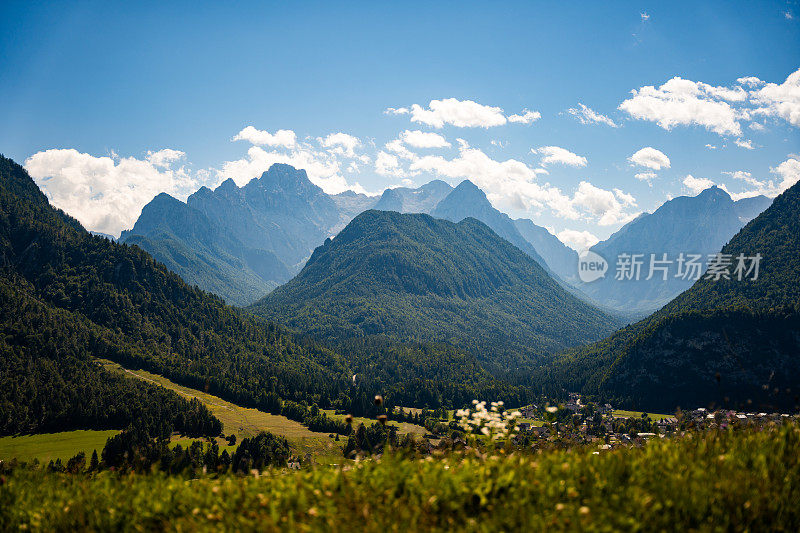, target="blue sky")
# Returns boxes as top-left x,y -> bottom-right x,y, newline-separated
1,1 -> 799,247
